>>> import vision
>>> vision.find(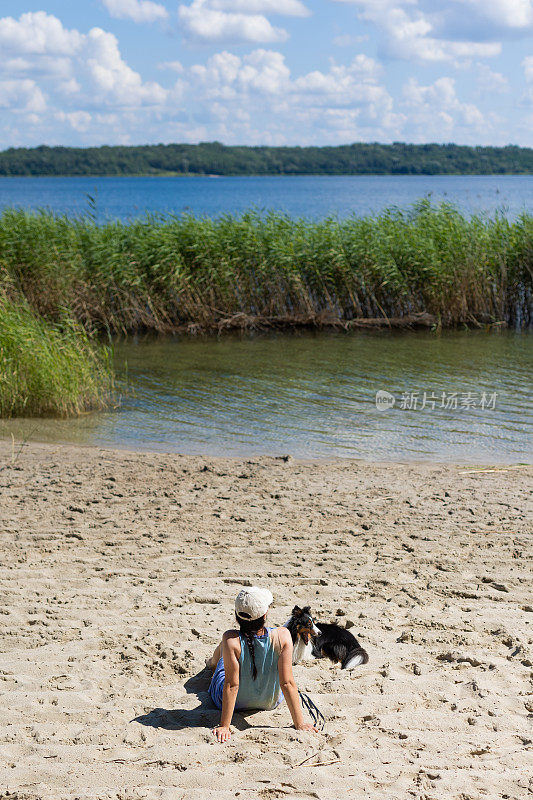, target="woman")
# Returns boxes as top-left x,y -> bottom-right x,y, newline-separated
207,586 -> 319,742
